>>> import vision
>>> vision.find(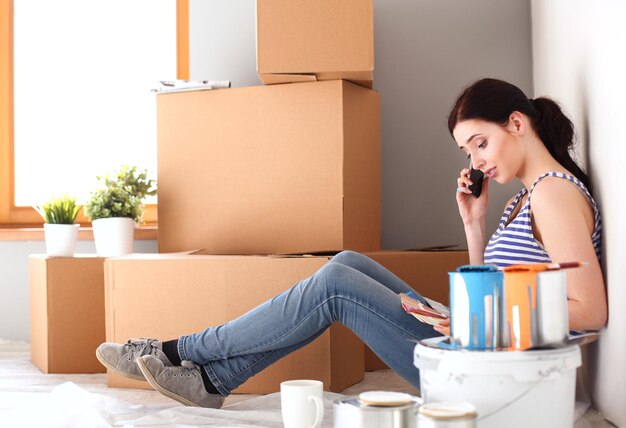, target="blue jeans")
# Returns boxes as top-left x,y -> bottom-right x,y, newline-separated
177,251 -> 441,396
